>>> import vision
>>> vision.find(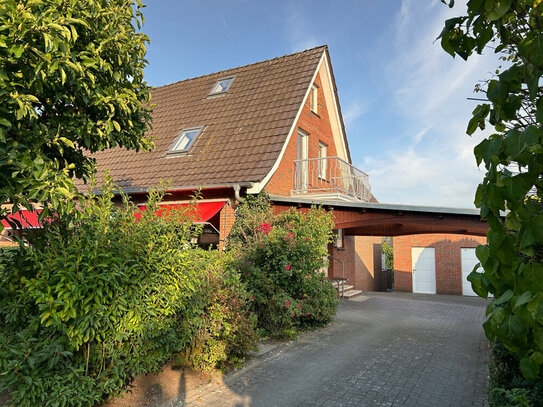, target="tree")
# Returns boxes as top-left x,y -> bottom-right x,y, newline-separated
0,0 -> 153,228
439,0 -> 543,381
